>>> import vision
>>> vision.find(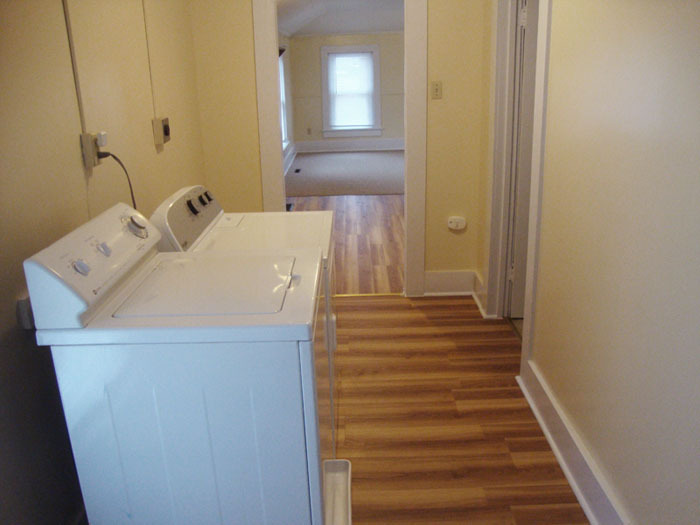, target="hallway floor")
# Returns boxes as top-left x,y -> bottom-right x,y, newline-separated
334,295 -> 588,524
287,195 -> 404,294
